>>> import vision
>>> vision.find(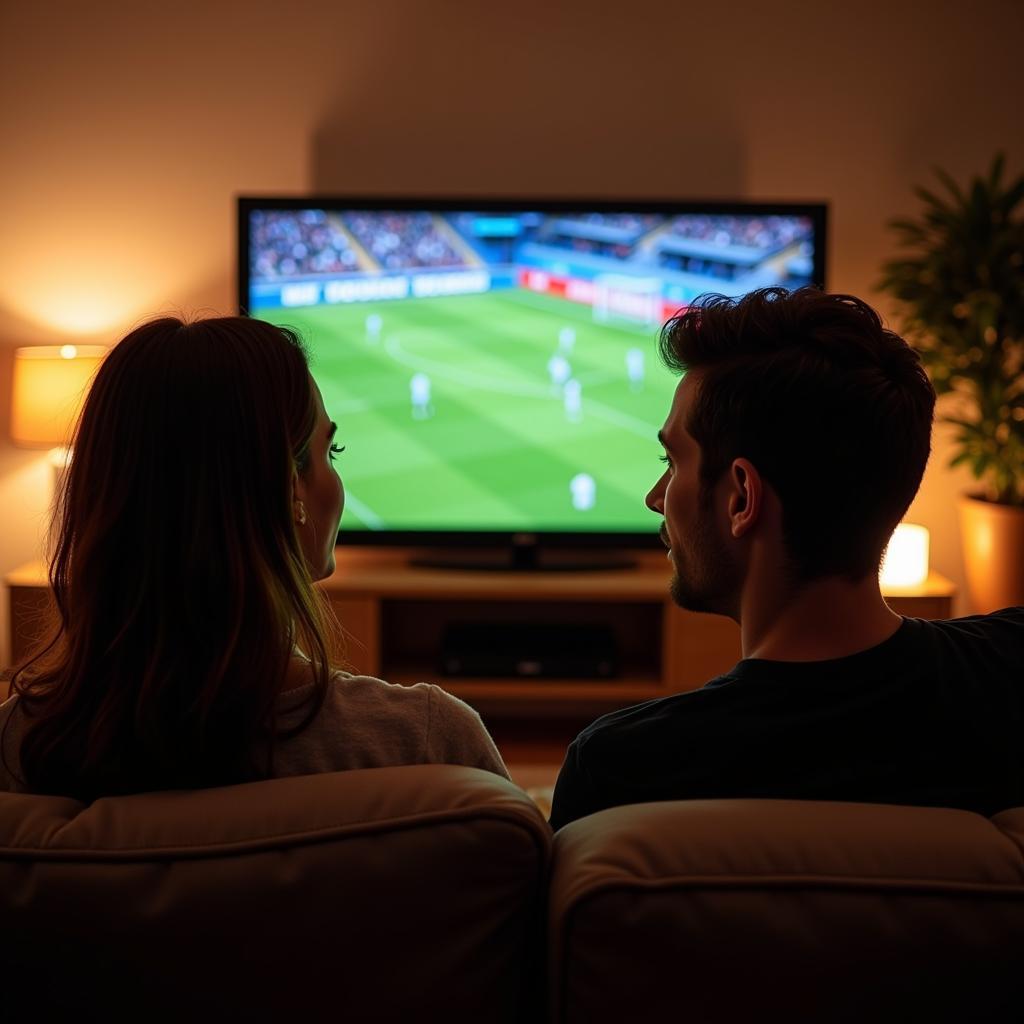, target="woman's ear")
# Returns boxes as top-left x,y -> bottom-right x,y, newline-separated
728,458 -> 762,538
291,468 -> 309,527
